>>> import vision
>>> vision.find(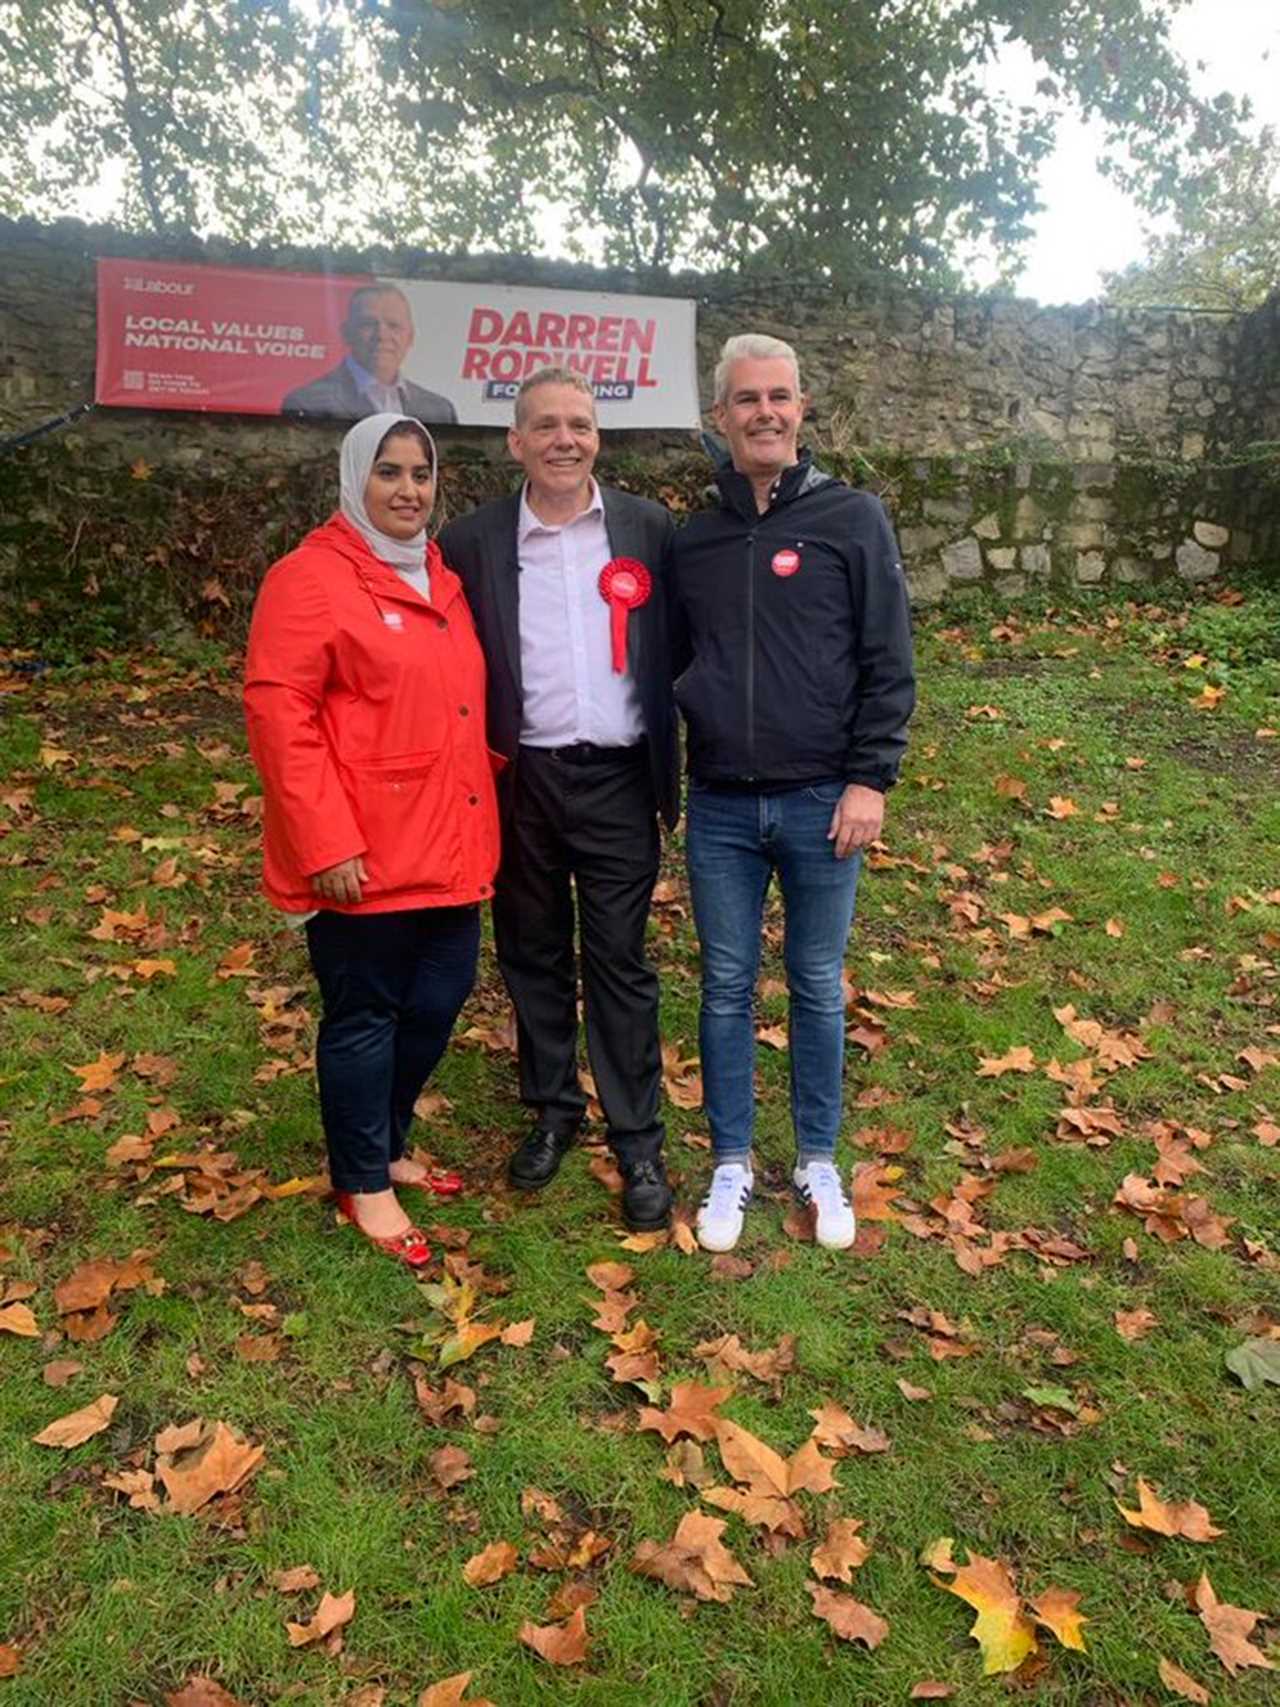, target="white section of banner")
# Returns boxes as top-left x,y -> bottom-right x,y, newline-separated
387,278 -> 700,429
